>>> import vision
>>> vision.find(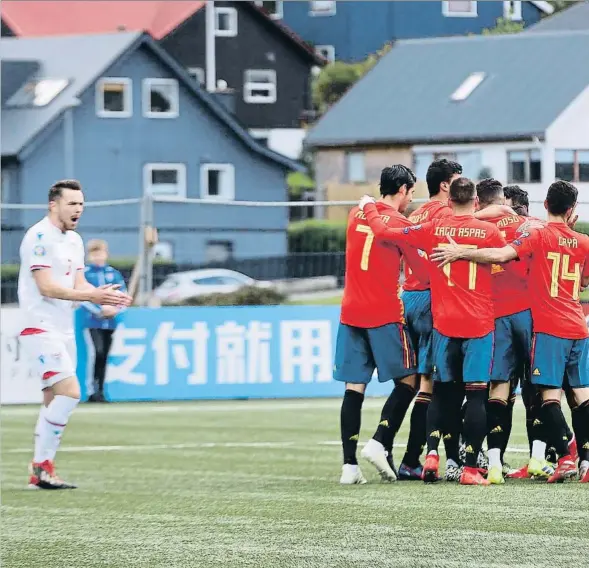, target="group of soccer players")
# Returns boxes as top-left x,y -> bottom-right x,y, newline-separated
335,159 -> 589,486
